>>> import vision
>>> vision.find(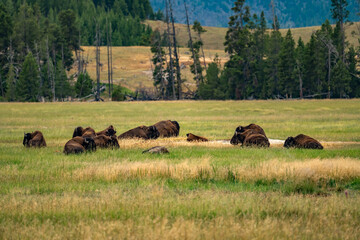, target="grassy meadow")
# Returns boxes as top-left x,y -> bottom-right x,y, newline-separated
0,100 -> 360,239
